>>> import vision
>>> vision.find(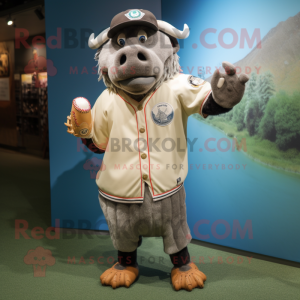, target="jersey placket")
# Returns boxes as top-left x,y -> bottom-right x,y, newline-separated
136,101 -> 149,191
